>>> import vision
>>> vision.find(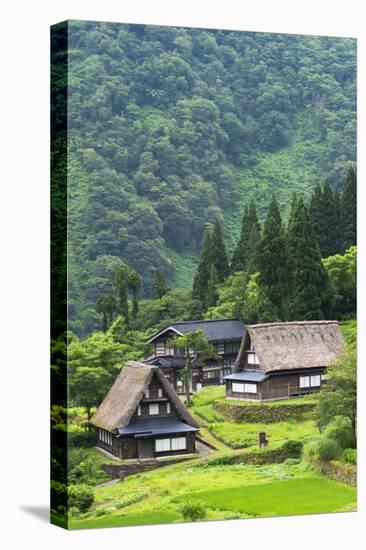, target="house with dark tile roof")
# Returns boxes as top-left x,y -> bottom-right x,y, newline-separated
145,318 -> 246,392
